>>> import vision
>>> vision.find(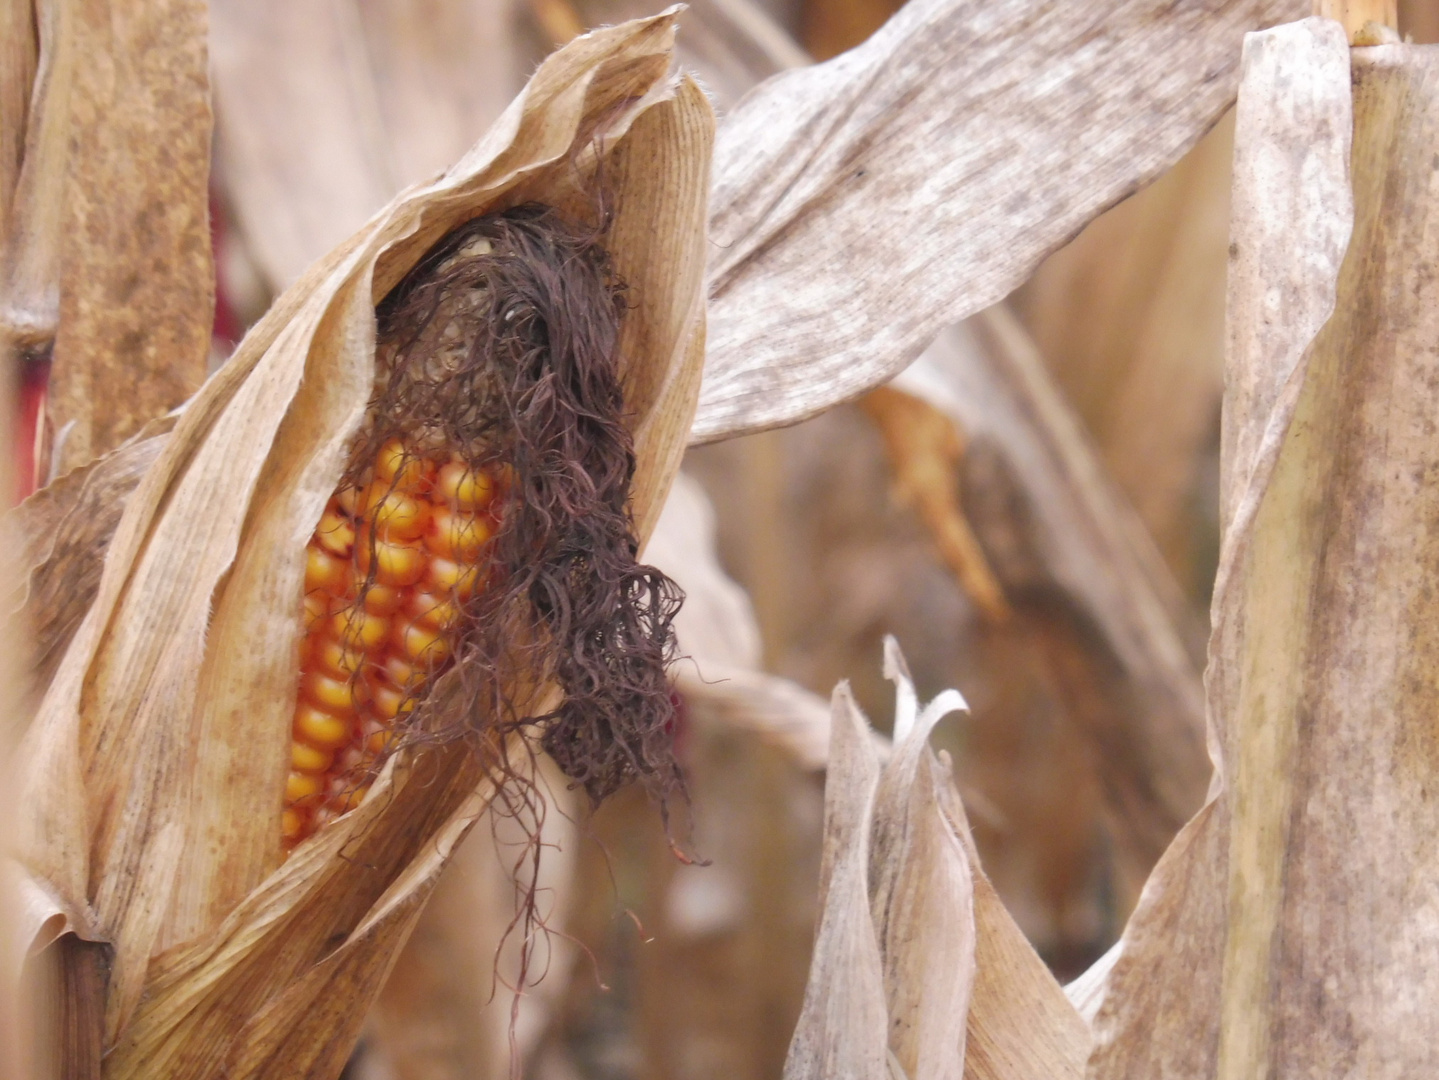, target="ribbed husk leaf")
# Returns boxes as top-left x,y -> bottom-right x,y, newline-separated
8,14 -> 712,1078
